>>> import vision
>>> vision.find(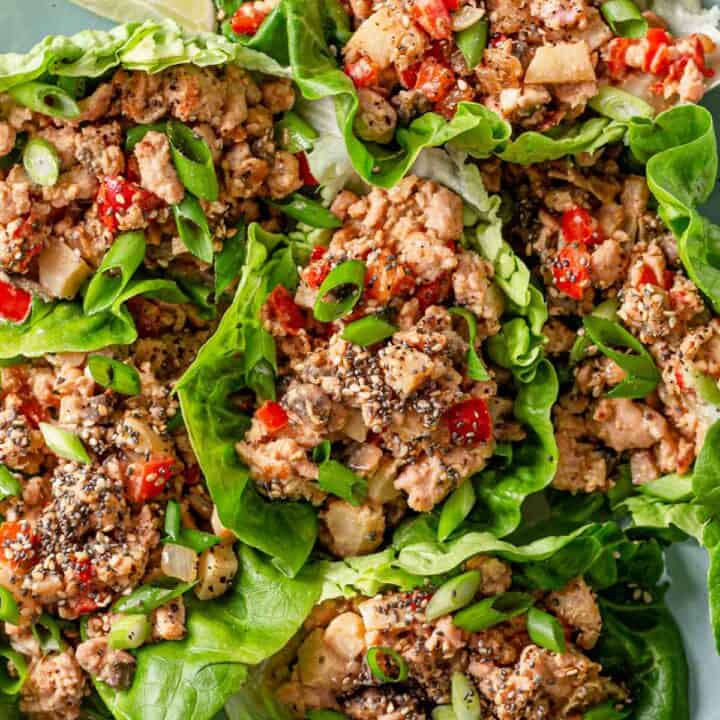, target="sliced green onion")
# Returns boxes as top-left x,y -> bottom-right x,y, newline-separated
342,315 -> 396,347
22,137 -> 60,187
39,423 -> 91,464
425,571 -> 481,621
275,111 -> 319,153
582,316 -> 660,399
0,645 -> 28,694
269,194 -> 342,229
312,440 -> 332,464
527,607 -> 566,653
167,121 -> 219,202
55,76 -> 87,100
438,479 -> 476,542
583,701 -> 631,719
588,86 -> 654,122
314,260 -> 366,322
88,356 -> 141,395
449,307 -> 490,381
0,588 -> 19,625
317,459 -> 368,506
174,528 -> 221,553
692,371 -> 720,407
366,646 -> 409,683
451,672 -> 482,720
453,592 -> 533,632
173,195 -> 214,264
569,298 -> 618,365
164,500 -> 182,541
108,614 -> 151,650
600,0 -> 648,38
113,580 -> 195,614
125,122 -> 168,151
83,231 -> 146,315
432,706 -> 458,720
455,19 -> 488,68
163,500 -> 220,552
0,466 -> 21,501
31,613 -> 65,653
8,81 -> 80,119
306,711 -> 349,720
